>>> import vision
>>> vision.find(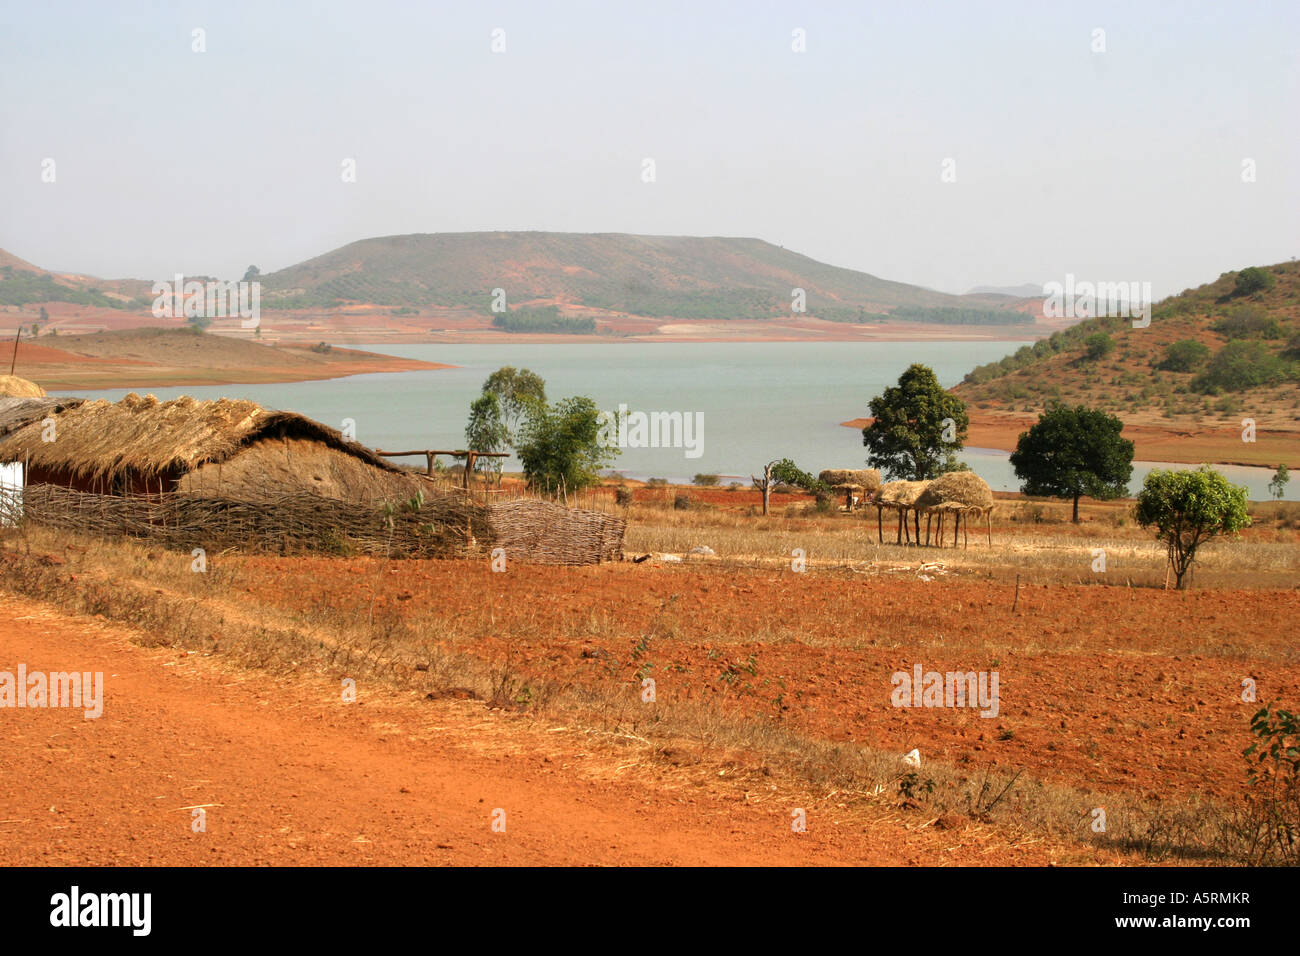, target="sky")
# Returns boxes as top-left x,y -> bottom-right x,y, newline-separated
1,0 -> 1297,298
